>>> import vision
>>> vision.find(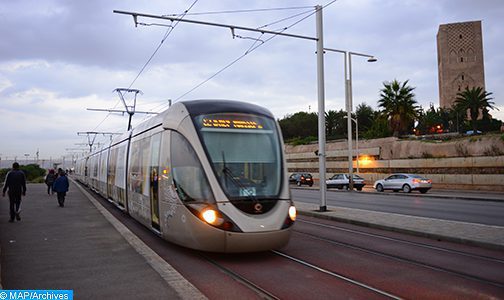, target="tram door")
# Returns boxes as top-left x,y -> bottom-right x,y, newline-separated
150,133 -> 161,231
107,147 -> 118,200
